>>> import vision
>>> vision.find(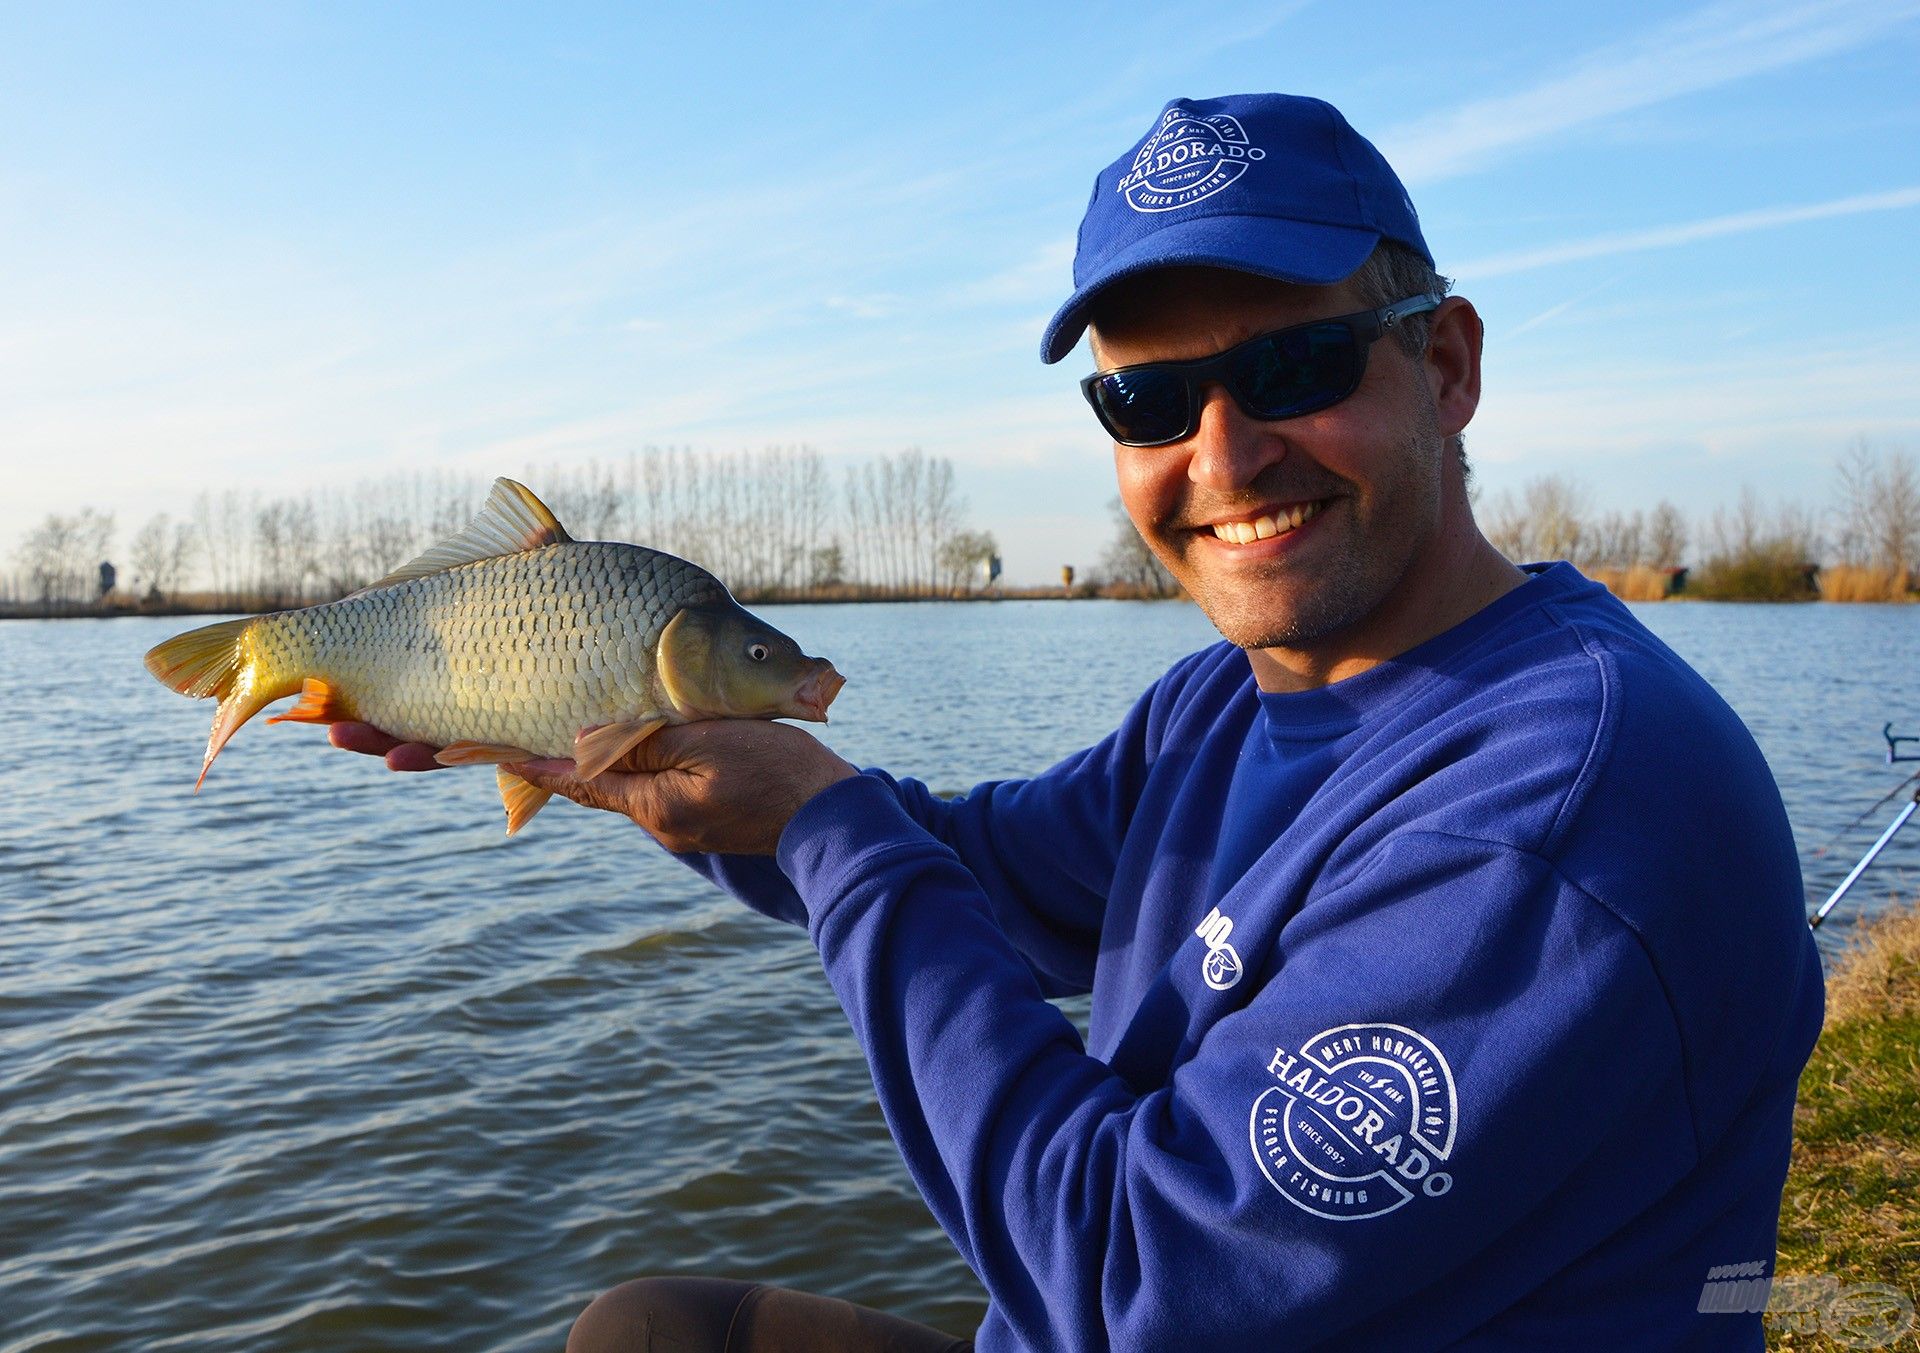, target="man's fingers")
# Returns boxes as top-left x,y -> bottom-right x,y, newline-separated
509,759 -> 631,814
609,722 -> 711,774
329,722 -> 449,772
330,722 -> 401,756
385,743 -> 449,772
